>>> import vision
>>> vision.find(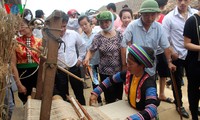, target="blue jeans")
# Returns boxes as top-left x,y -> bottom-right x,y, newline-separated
91,65 -> 102,103
4,81 -> 15,120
